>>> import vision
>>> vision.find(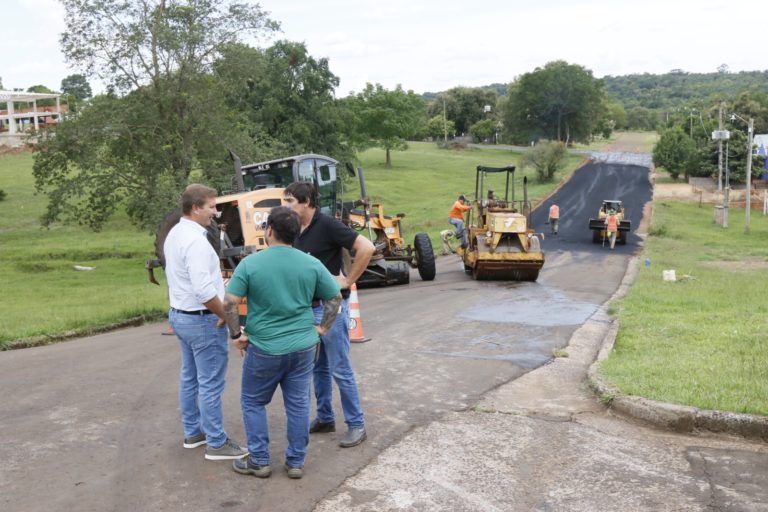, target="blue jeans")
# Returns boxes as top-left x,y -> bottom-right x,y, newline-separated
241,343 -> 316,468
312,300 -> 365,428
449,217 -> 468,248
169,309 -> 229,448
